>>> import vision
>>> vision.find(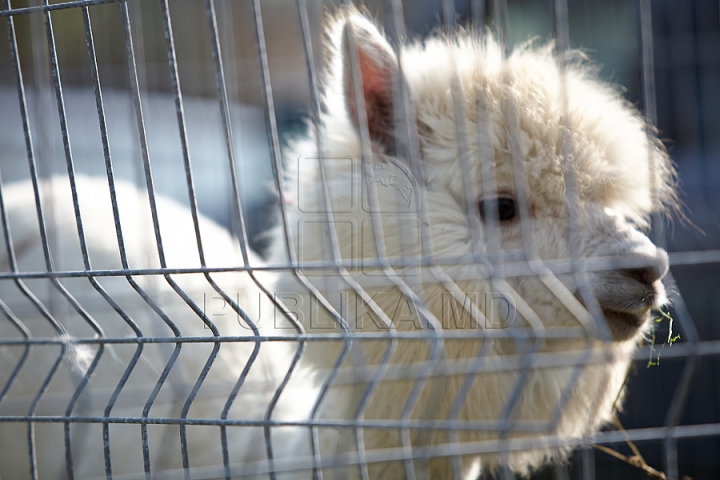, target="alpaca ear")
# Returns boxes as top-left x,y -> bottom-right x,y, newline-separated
341,15 -> 399,151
